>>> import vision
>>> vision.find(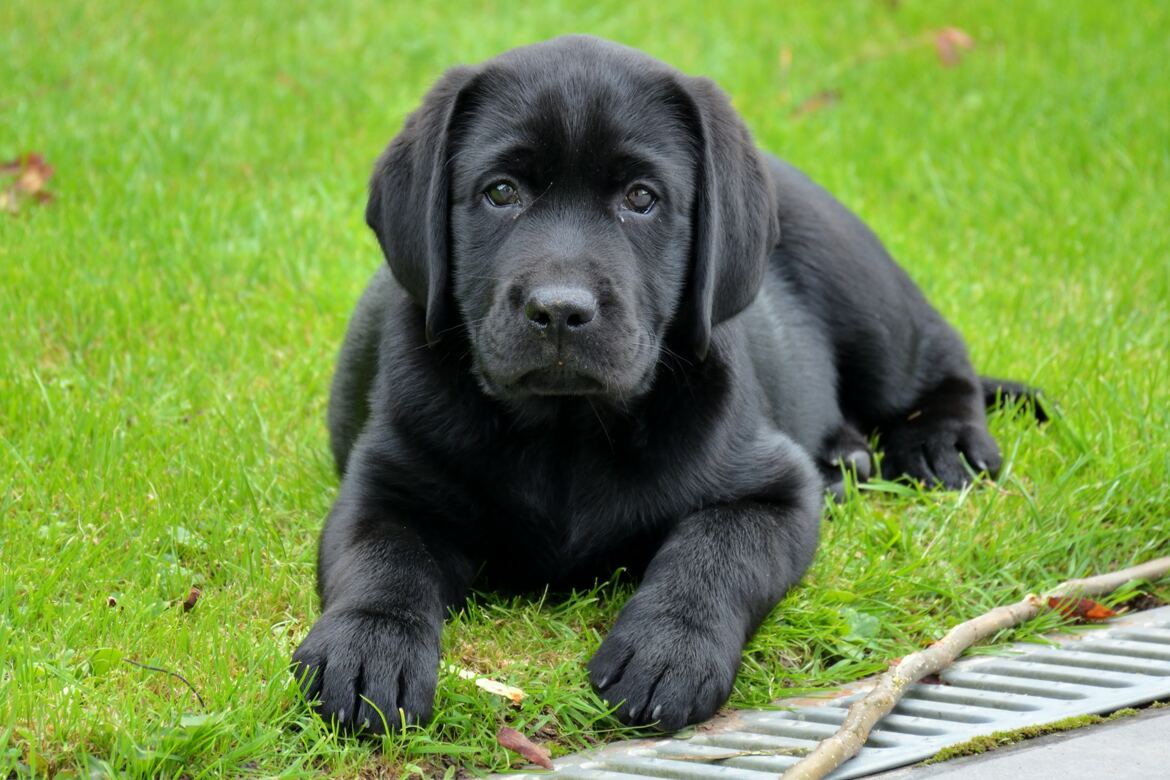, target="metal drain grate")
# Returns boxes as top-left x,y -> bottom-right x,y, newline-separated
505,606 -> 1170,779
